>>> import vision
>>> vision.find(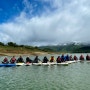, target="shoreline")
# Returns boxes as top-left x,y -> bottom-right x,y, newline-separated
0,52 -> 50,56
0,52 -> 88,57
